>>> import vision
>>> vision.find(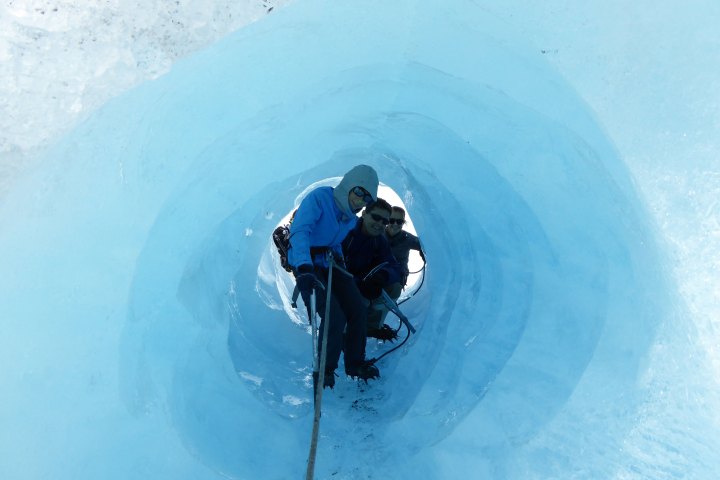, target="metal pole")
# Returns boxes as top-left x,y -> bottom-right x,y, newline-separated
379,289 -> 416,333
306,255 -> 334,480
309,291 -> 318,403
